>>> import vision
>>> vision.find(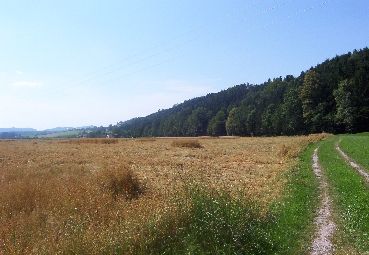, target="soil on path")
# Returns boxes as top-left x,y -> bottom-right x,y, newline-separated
311,147 -> 335,255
